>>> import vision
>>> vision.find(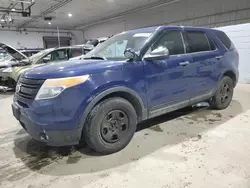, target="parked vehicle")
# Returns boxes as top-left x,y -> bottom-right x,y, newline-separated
0,43 -> 29,68
19,49 -> 42,57
0,44 -> 87,88
12,26 -> 239,154
78,37 -> 109,55
70,37 -> 109,61
0,49 -> 8,60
